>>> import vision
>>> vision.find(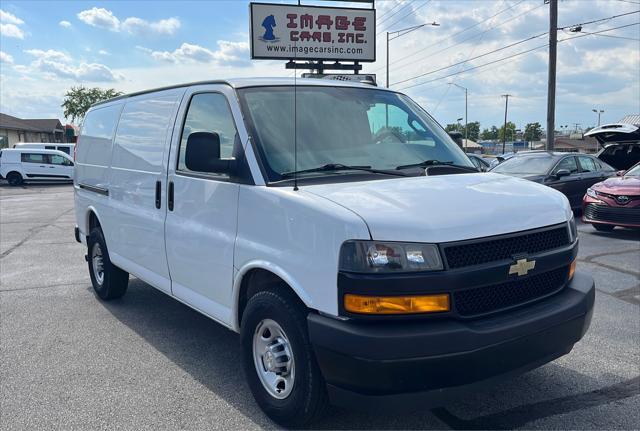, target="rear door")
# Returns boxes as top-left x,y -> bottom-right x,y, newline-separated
20,152 -> 50,178
577,155 -> 609,190
164,85 -> 242,324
